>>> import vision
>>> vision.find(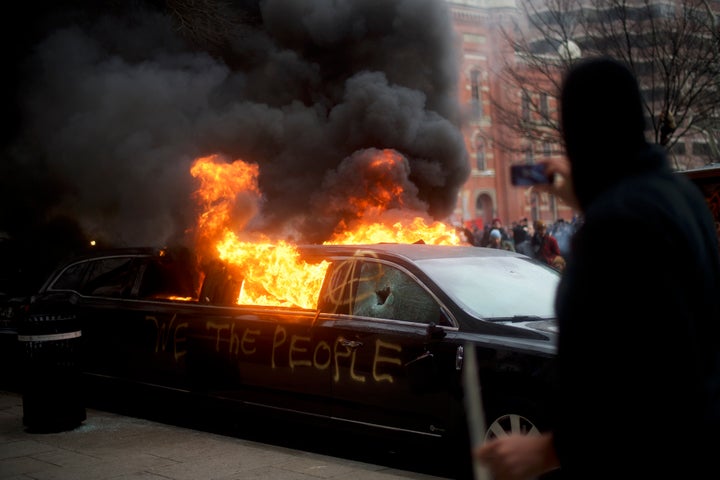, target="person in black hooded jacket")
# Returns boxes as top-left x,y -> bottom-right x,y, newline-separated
475,57 -> 720,479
